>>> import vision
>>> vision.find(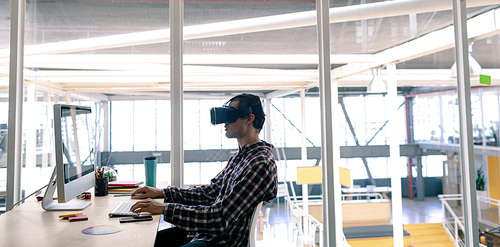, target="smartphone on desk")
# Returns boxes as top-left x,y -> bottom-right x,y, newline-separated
119,216 -> 153,223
